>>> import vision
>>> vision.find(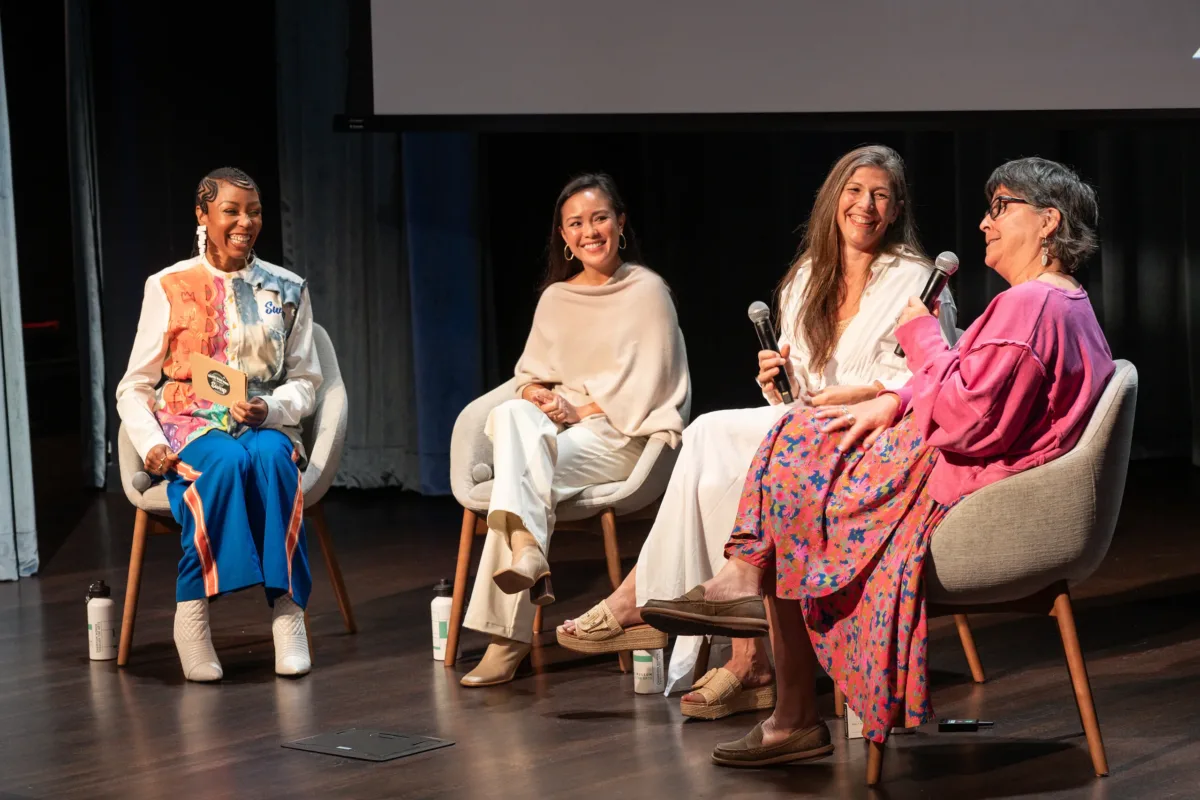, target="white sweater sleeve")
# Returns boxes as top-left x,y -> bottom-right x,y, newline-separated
262,287 -> 323,429
115,277 -> 172,462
